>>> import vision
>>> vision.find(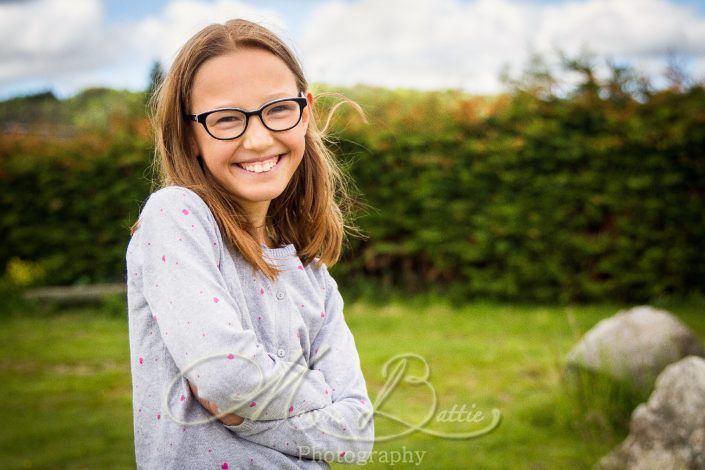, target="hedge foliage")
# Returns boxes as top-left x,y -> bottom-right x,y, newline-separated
0,88 -> 153,286
1,58 -> 703,303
